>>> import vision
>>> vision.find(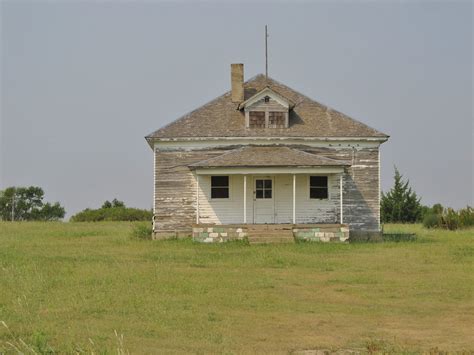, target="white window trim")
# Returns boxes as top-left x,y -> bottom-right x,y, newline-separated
246,109 -> 289,129
210,175 -> 232,201
254,177 -> 274,200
